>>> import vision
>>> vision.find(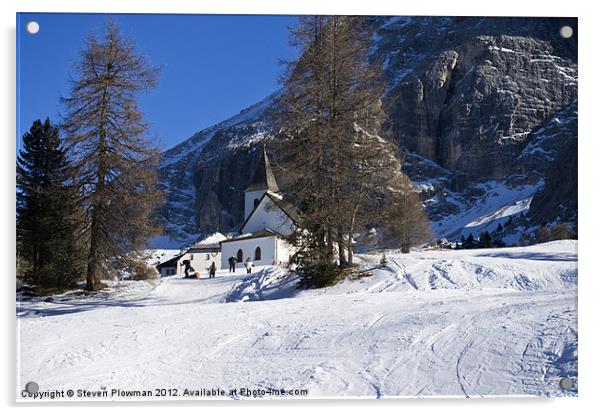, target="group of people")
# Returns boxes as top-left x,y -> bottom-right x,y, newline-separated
181,259 -> 217,279
227,256 -> 254,274
180,256 -> 254,279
